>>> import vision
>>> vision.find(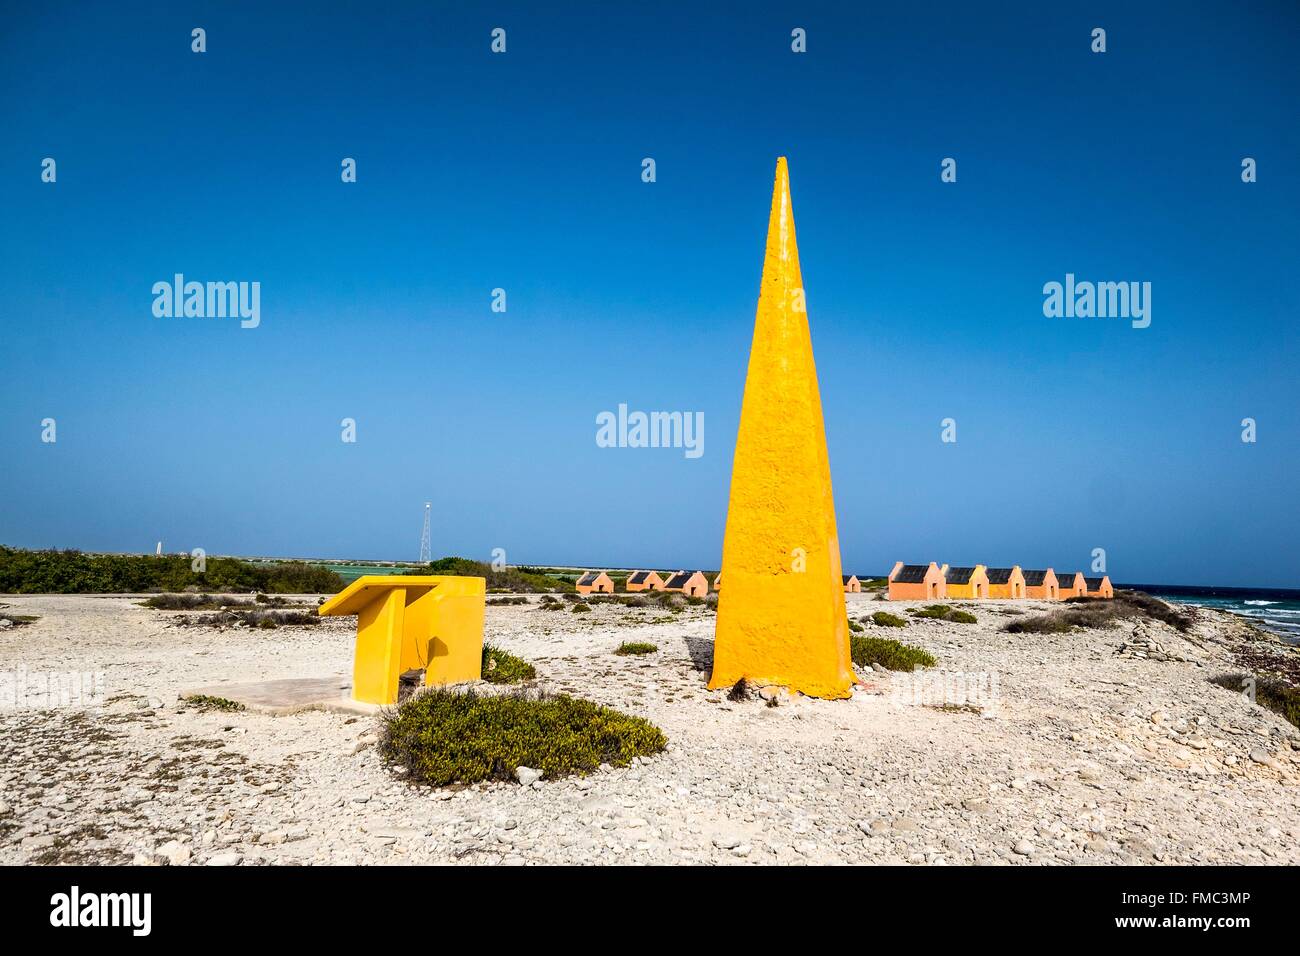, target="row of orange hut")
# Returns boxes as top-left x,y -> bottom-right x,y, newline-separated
574,563 -> 1114,602
576,569 -> 712,597
886,562 -> 1113,601
578,569 -> 863,597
